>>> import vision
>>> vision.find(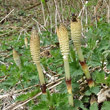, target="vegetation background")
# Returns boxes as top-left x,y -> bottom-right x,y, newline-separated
0,0 -> 110,110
